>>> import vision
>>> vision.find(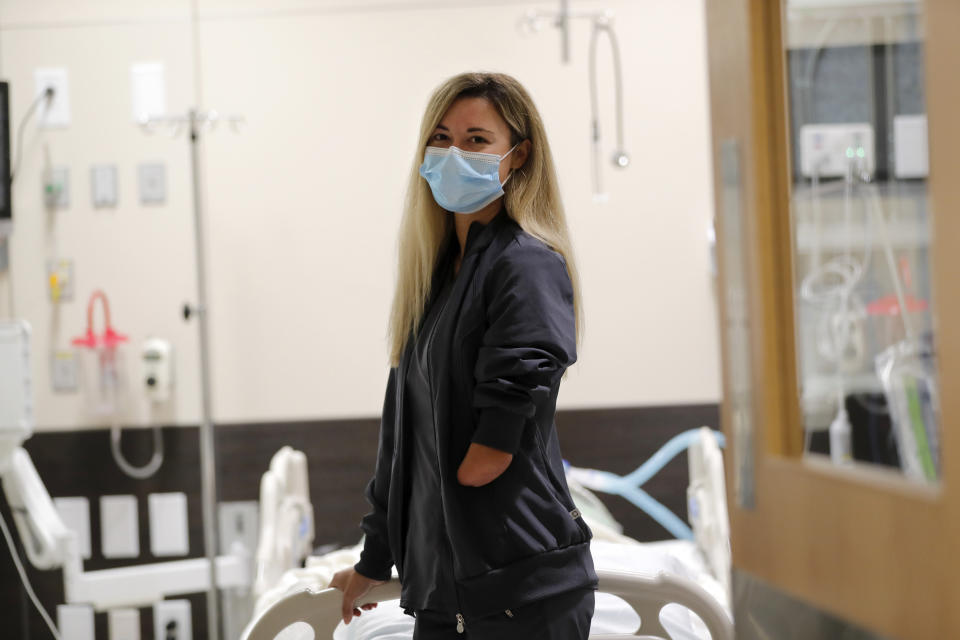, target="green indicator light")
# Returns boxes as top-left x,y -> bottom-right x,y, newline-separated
857,147 -> 865,158
846,147 -> 855,158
